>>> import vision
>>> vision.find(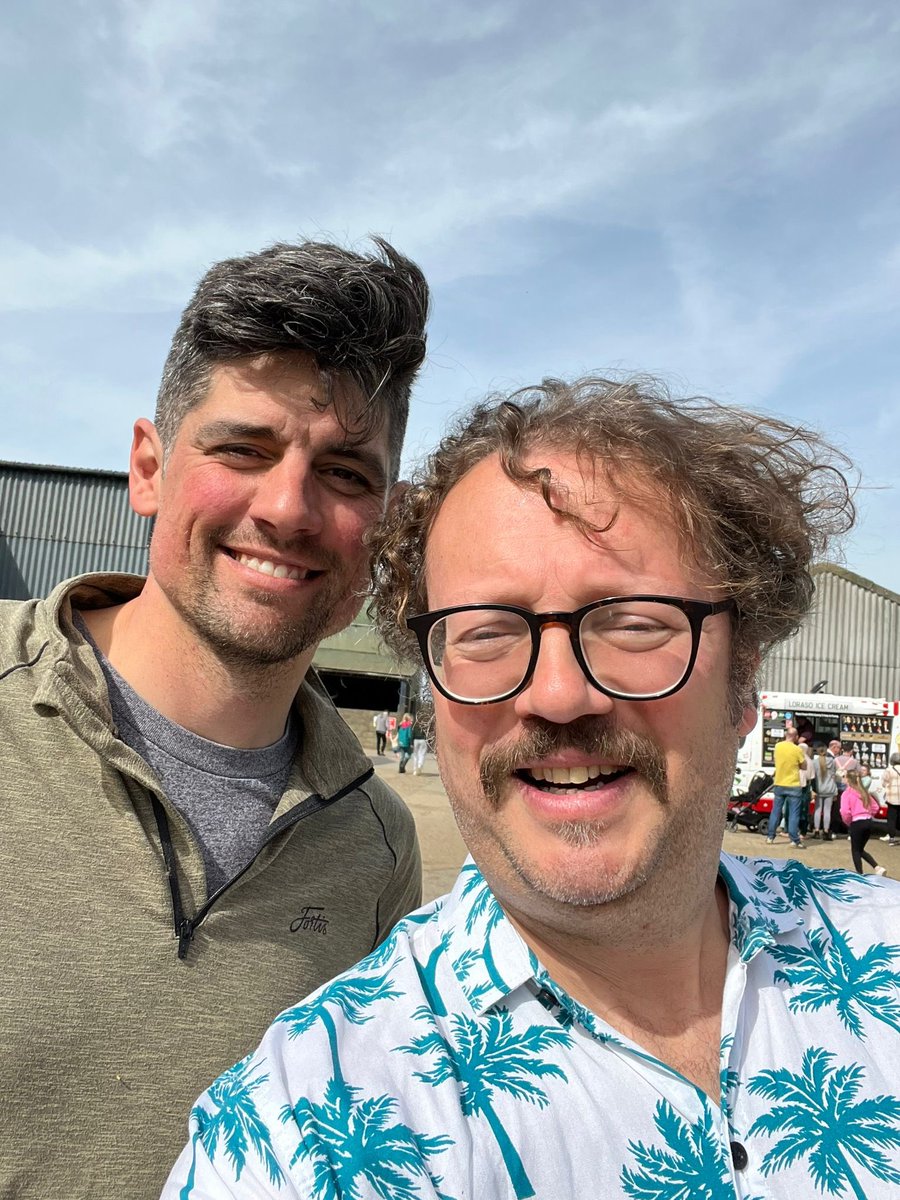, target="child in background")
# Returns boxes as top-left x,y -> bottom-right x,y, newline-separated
840,769 -> 887,876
